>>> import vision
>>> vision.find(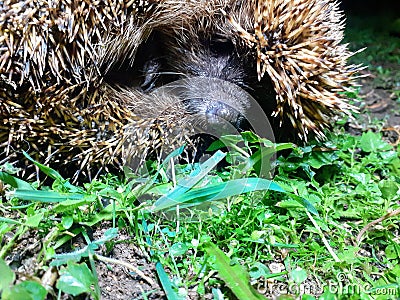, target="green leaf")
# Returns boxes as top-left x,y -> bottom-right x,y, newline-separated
202,242 -> 267,300
212,288 -> 225,300
53,196 -> 96,213
290,195 -> 319,215
12,190 -> 84,203
153,151 -> 226,211
0,172 -> 34,190
301,295 -> 316,300
81,204 -> 114,227
275,142 -> 296,152
153,176 -> 318,215
56,262 -> 97,297
51,228 -> 117,266
277,199 -> 305,210
170,243 -> 188,256
307,151 -> 338,169
389,264 -> 400,277
318,290 -> 336,300
248,262 -> 272,279
0,258 -> 15,291
51,245 -> 96,267
160,145 -> 186,168
0,217 -> 24,225
25,213 -> 44,227
96,228 -> 119,244
359,131 -> 392,153
385,244 -> 400,260
2,285 -> 32,300
290,267 -> 308,284
337,246 -> 360,263
22,151 -> 78,191
61,215 -> 74,230
379,180 -> 399,200
16,281 -> 47,300
155,262 -> 186,300
154,178 -> 284,212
